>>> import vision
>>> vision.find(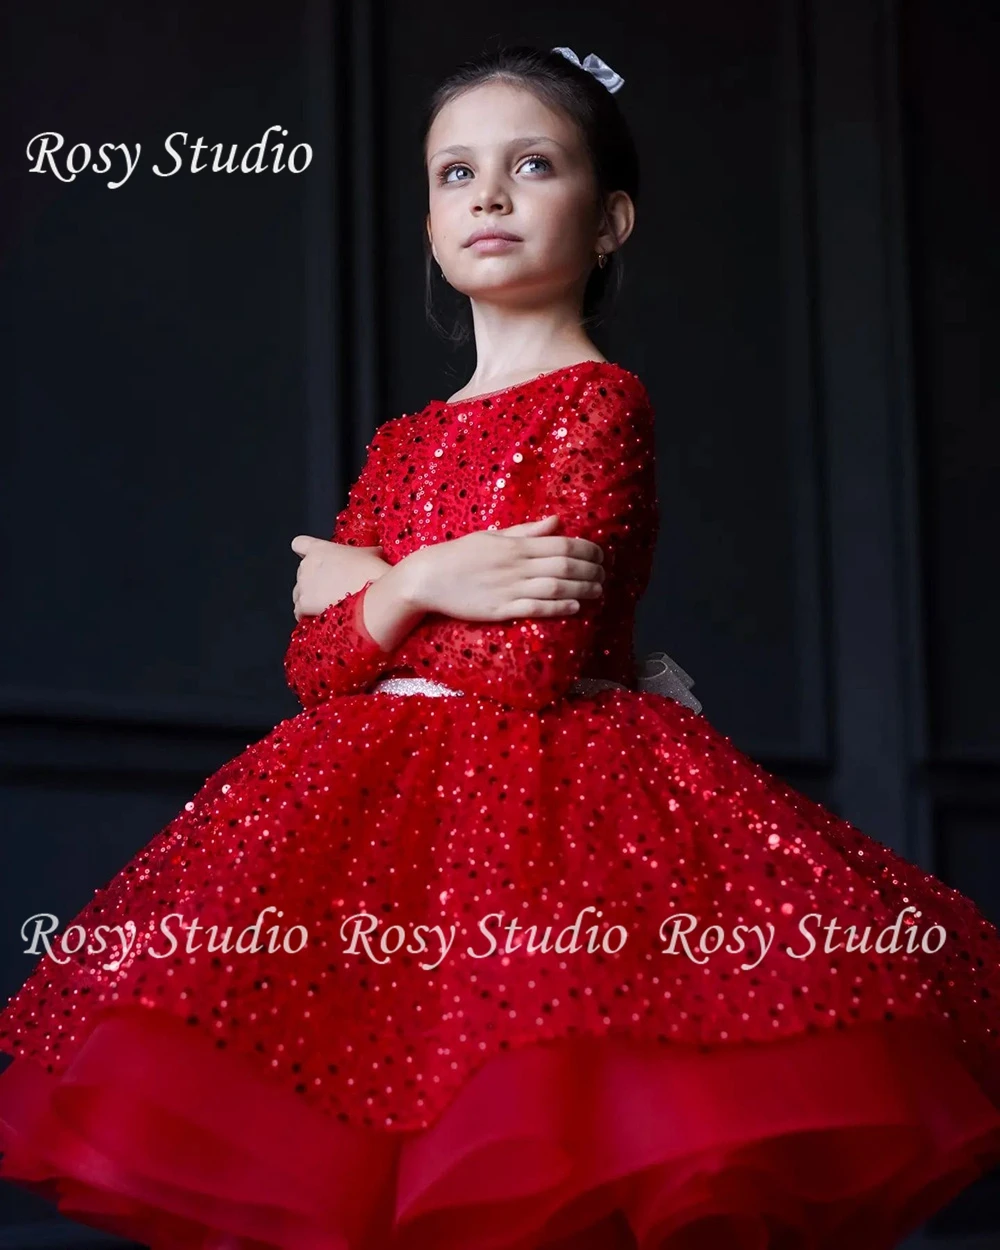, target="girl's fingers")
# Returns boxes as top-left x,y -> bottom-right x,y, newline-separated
521,556 -> 605,582
519,576 -> 603,600
508,598 -> 581,617
520,535 -> 605,564
500,516 -> 561,534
